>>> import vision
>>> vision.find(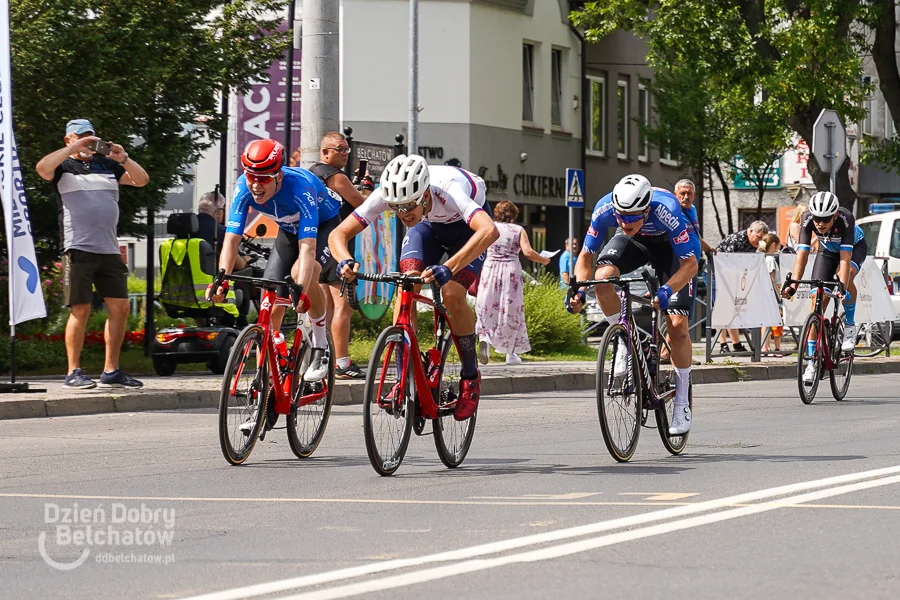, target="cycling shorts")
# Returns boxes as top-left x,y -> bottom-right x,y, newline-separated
811,238 -> 867,283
